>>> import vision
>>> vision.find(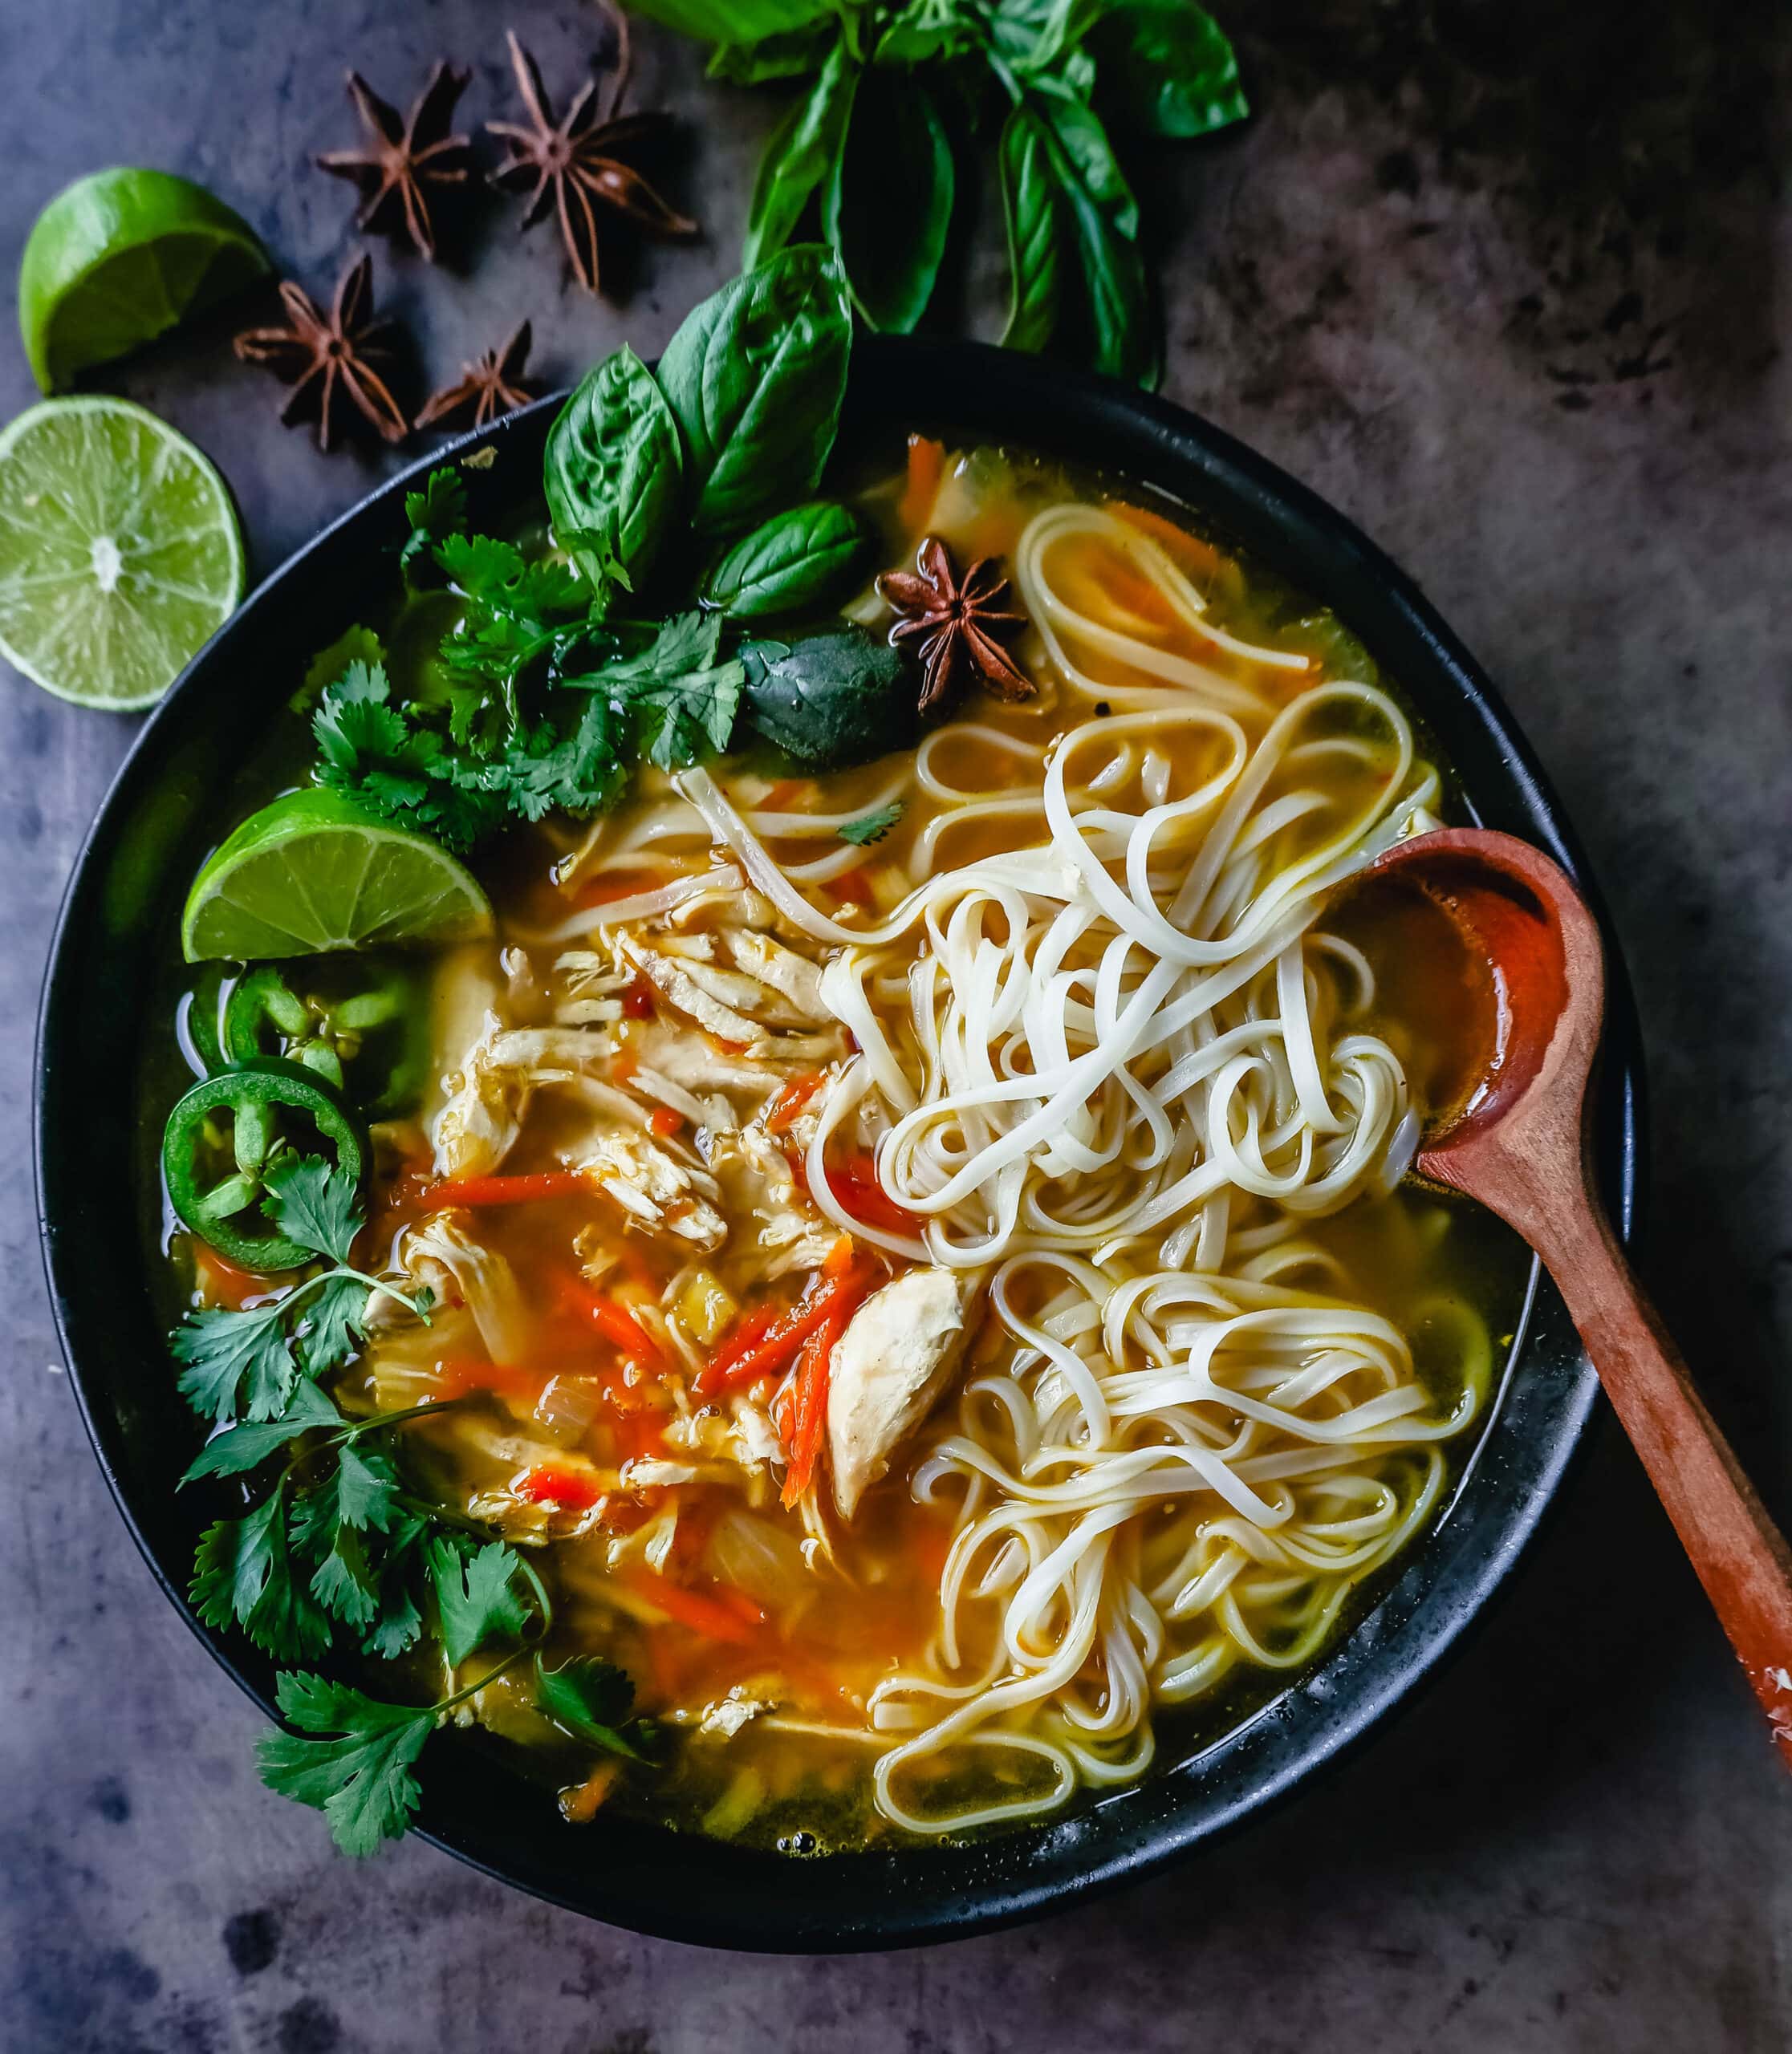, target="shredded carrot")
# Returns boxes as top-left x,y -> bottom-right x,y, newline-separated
575,867 -> 668,910
434,1357 -> 545,1401
517,1464 -> 602,1511
191,1244 -> 267,1312
559,1761 -> 621,1824
561,1284 -> 668,1371
712,1583 -> 771,1630
827,865 -> 876,908
422,1171 -> 593,1208
702,1262 -> 876,1394
823,1151 -> 924,1236
822,1234 -> 857,1280
781,1305 -> 845,1508
899,433 -> 947,537
697,1301 -> 780,1393
648,1105 -> 684,1139
623,975 -> 656,1020
766,1071 -> 824,1135
1111,500 -> 1229,583
624,1569 -> 764,1644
